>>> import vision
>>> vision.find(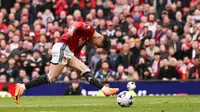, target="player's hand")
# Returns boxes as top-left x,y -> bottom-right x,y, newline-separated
67,25 -> 76,37
67,30 -> 74,38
